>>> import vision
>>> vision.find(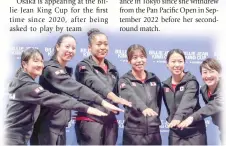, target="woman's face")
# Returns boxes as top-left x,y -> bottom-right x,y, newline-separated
201,67 -> 220,88
23,53 -> 44,79
129,49 -> 147,72
167,52 -> 185,76
56,37 -> 76,62
89,34 -> 109,60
